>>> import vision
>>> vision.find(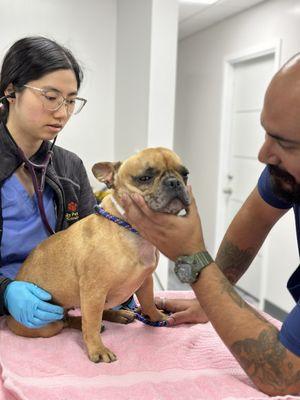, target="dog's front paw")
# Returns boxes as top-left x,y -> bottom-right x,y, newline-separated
88,346 -> 117,363
143,308 -> 169,322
